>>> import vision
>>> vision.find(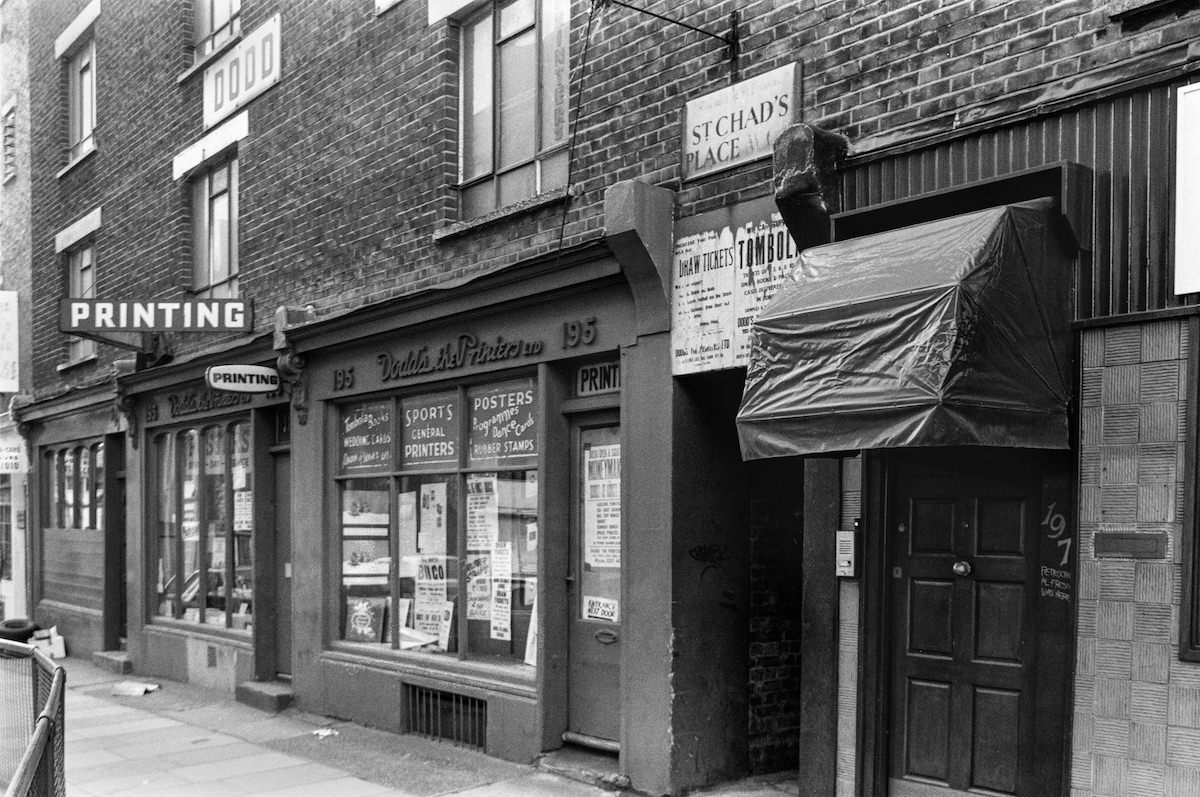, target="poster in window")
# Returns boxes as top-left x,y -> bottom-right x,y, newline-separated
341,488 -> 389,525
233,489 -> 252,531
584,444 -> 621,568
414,555 -> 448,636
584,595 -> 619,623
491,579 -> 512,641
398,491 -> 417,552
466,474 -> 499,549
524,588 -> 538,667
344,596 -> 387,643
342,539 -> 390,577
468,380 -> 538,467
437,600 -> 455,650
340,401 -> 392,472
401,393 -> 458,469
418,482 -> 447,554
465,553 -> 491,621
